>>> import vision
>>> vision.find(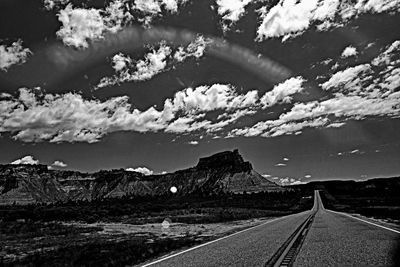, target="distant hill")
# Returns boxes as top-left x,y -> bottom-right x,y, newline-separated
0,149 -> 282,205
290,177 -> 400,196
